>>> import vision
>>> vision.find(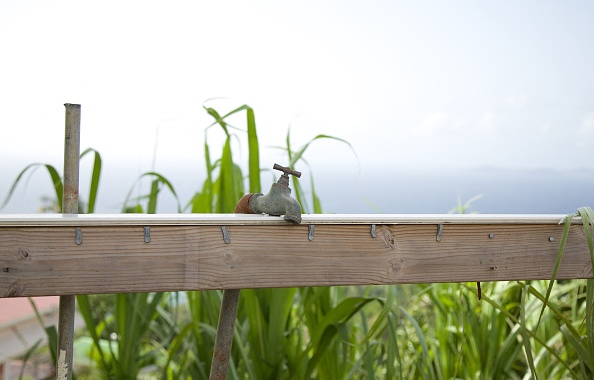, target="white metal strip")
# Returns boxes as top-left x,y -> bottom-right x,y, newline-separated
0,213 -> 575,226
